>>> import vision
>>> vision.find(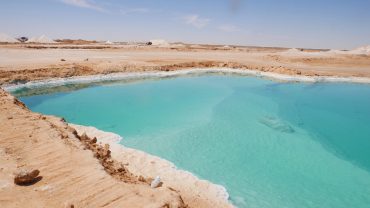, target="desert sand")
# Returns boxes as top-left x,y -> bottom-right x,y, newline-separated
1,43 -> 370,85
1,42 -> 369,208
